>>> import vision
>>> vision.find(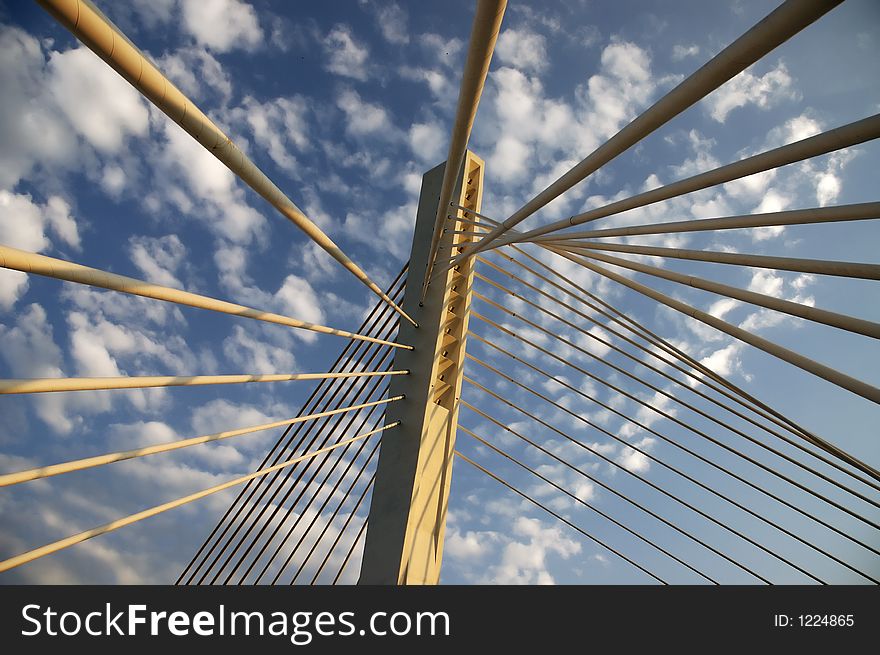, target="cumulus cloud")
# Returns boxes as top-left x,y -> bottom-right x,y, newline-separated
336,88 -> 396,138
190,398 -> 280,435
232,95 -> 311,174
222,324 -> 297,374
671,44 -> 700,61
108,420 -> 178,450
482,39 -> 656,194
748,269 -> 784,298
776,114 -> 823,147
444,526 -> 498,560
342,201 -> 416,259
274,274 -> 325,325
48,47 -> 150,152
0,27 -> 148,189
496,28 -> 549,73
100,164 -> 127,197
324,25 -> 370,81
0,191 -> 78,254
705,62 -> 798,123
700,342 -> 743,378
0,304 -> 75,433
181,0 -> 263,53
615,435 -> 655,473
157,45 -> 233,105
128,234 -> 187,288
56,284 -> 196,415
214,243 -> 325,333
372,2 -> 409,45
399,65 -> 454,103
152,118 -> 267,244
0,191 -> 81,308
482,516 -> 581,584
408,121 -> 446,163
